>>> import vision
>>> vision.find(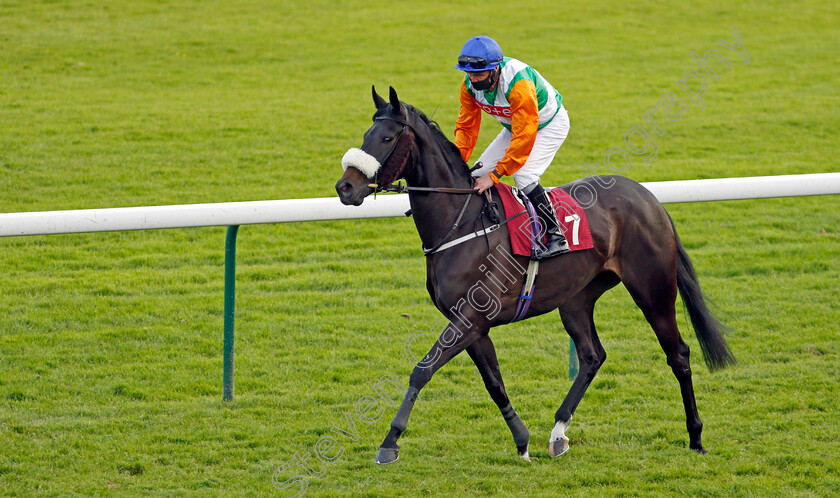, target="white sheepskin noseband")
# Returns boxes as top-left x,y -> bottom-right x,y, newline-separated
341,148 -> 381,179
